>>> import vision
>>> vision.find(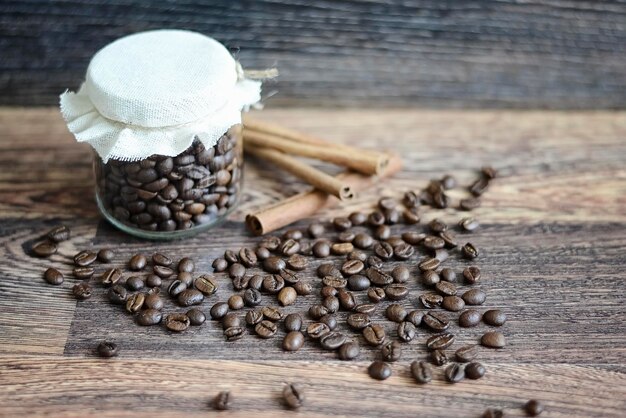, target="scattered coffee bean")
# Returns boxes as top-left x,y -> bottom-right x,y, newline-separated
97,248 -> 114,263
309,304 -> 330,319
331,242 -> 353,255
363,324 -> 386,346
178,289 -> 204,306
444,363 -> 465,383
431,349 -> 448,366
482,408 -> 503,418
423,312 -> 450,331
463,266 -> 481,284
46,225 -> 70,242
283,383 -> 304,409
442,295 -> 465,312
524,399 -> 544,416
469,177 -> 489,196
405,310 -> 423,326
307,322 -> 330,339
312,240 -> 331,258
73,267 -> 95,279
381,340 -> 402,362
419,293 -> 443,309
209,302 -> 229,320
144,292 -> 163,310
224,326 -> 245,341
212,391 -> 231,411
435,281 -> 457,296
32,241 -> 57,257
367,287 -> 386,303
338,341 -> 360,360
337,289 -> 356,310
348,274 -> 370,291
321,276 -> 347,288
286,254 -> 307,271
460,197 -> 481,211
255,320 -> 278,338
332,216 -> 352,231
128,254 -> 147,271
385,284 -> 409,301
439,268 -> 456,282
277,287 -> 297,306
212,258 -> 228,272
411,361 -> 433,384
341,259 -> 364,276
228,263 -> 246,279
459,309 -> 482,327
423,236 -> 445,250
368,360 -> 391,380
75,250 -> 97,267
402,231 -> 426,245
44,268 -> 63,285
397,321 -> 417,342
108,285 -> 127,304
366,255 -> 383,269
245,309 -> 263,326
354,303 -> 377,315
262,306 -> 284,321
152,253 -> 172,267
386,304 -> 407,323
418,257 -> 440,271
465,362 -> 486,379
101,268 -> 122,286
137,309 -> 162,326
284,313 -> 302,332
347,313 -> 371,330
462,288 -> 486,305
126,276 -> 144,291
193,275 -> 217,296
293,281 -> 312,296
168,280 -> 187,297
373,242 -> 393,260
367,267 -> 393,286
280,239 -> 300,256
483,309 -> 507,326
481,331 -> 506,348
428,218 -> 447,233
461,242 -> 479,259
337,230 -> 355,243
232,275 -> 249,291
320,331 -> 347,350
439,231 -> 458,248
459,217 -> 479,232
421,270 -> 440,286
283,331 -> 305,351
263,274 -> 285,294
455,345 -> 478,362
96,341 -> 118,358
153,265 -> 174,278
243,288 -> 262,307
426,333 -> 455,351
125,293 -> 145,313
263,256 -> 286,273
227,294 -> 244,310
164,313 -> 190,332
